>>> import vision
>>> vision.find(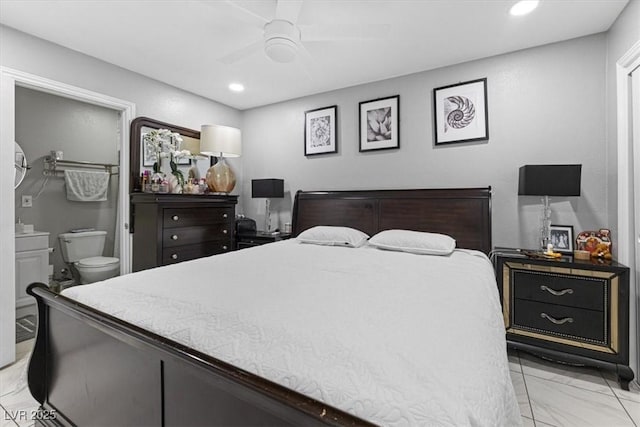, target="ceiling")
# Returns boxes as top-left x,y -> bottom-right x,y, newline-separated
0,0 -> 628,110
